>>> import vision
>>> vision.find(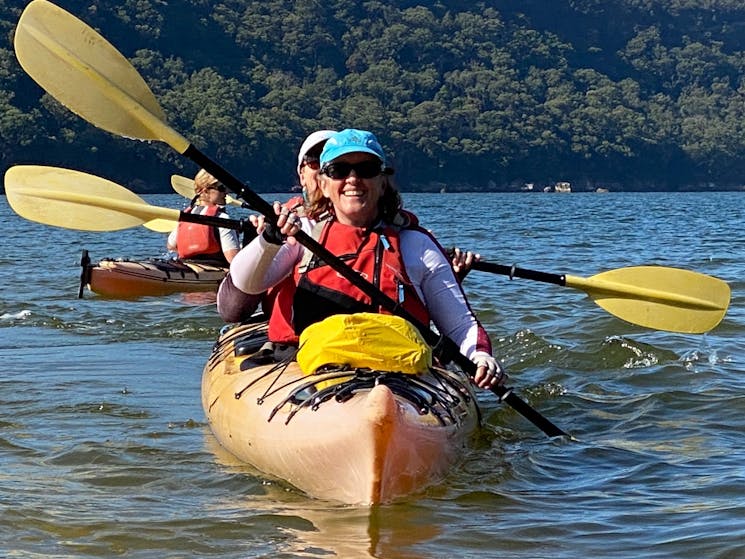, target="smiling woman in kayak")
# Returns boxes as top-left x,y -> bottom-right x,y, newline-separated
228,129 -> 504,389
